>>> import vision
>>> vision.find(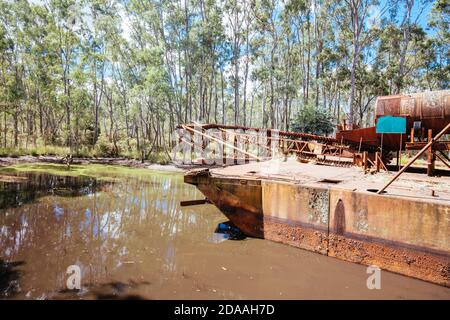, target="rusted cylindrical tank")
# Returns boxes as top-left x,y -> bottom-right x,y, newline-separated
375,90 -> 450,133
